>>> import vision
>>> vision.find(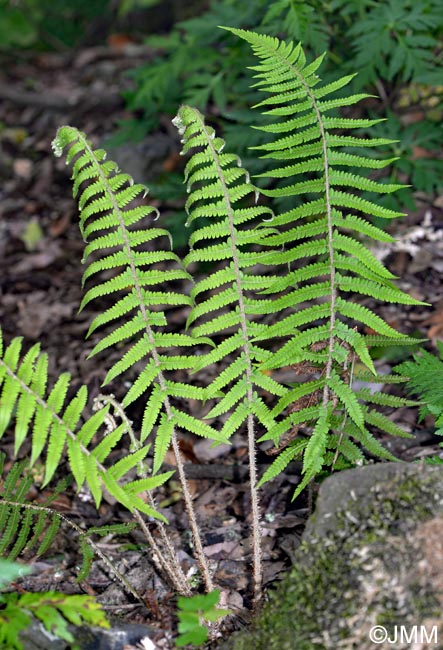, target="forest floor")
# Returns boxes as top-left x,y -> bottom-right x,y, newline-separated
1,43 -> 443,648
